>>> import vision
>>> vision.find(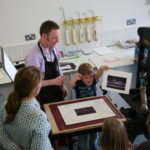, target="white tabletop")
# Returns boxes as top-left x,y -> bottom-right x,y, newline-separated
0,45 -> 135,84
60,46 -> 135,74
